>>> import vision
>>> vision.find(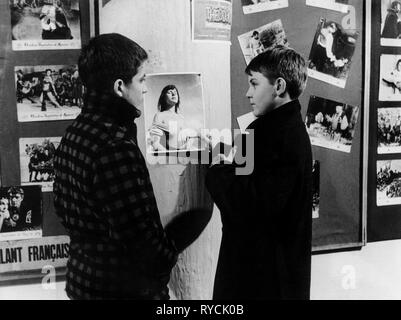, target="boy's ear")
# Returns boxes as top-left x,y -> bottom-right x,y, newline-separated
113,79 -> 125,98
275,77 -> 287,97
